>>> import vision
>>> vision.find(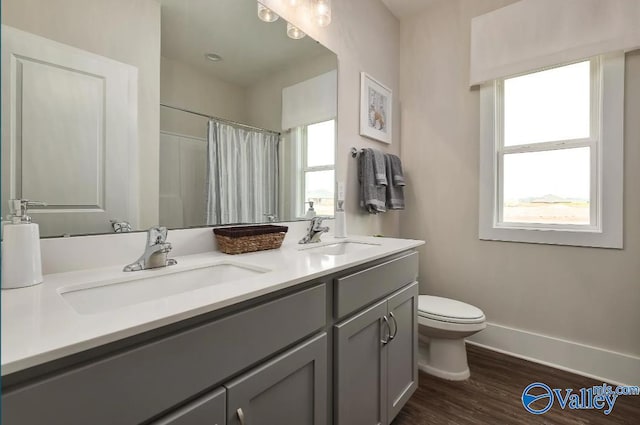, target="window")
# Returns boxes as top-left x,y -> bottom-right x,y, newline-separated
479,54 -> 624,248
295,119 -> 335,217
